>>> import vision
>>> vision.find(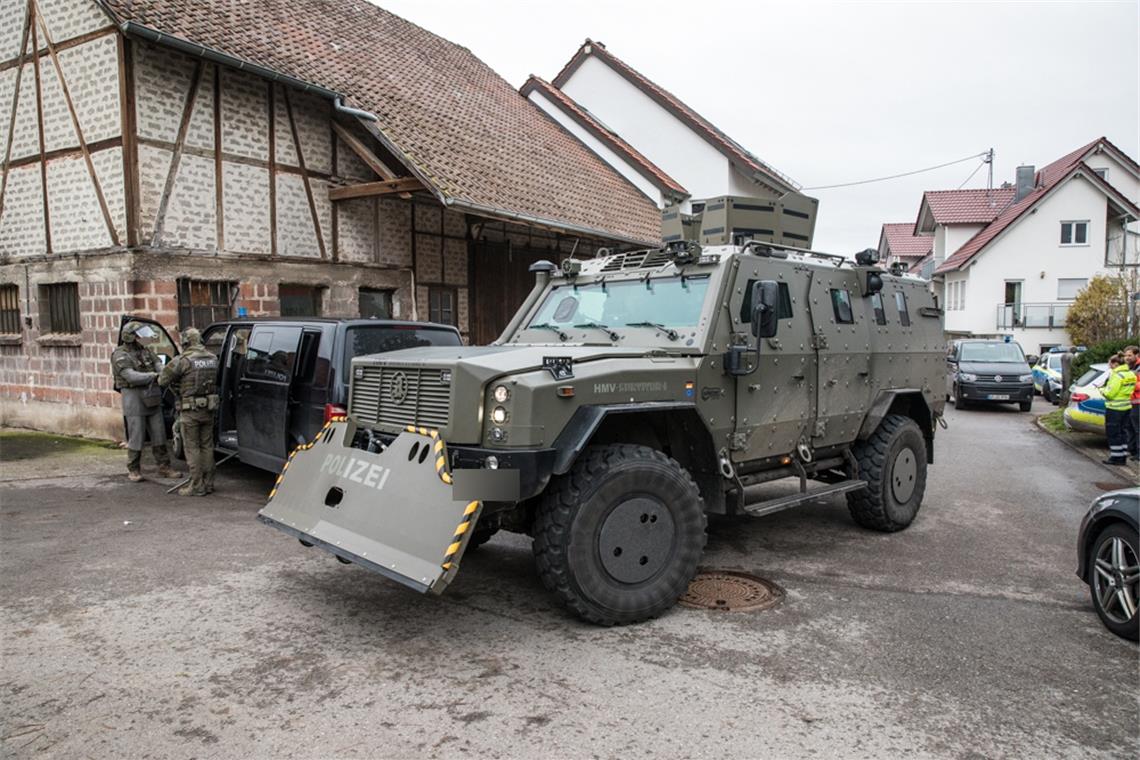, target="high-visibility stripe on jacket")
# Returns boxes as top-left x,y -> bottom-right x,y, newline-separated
1103,365 -> 1138,412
